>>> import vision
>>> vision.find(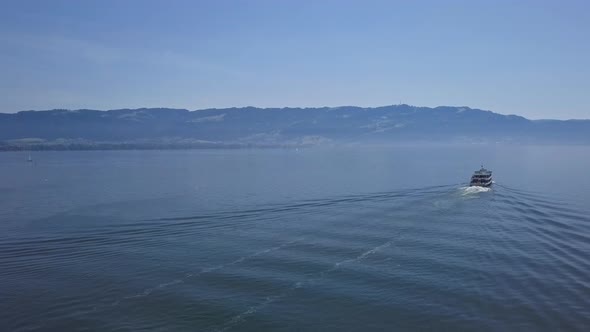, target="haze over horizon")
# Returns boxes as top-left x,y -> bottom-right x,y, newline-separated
1,0 -> 589,120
